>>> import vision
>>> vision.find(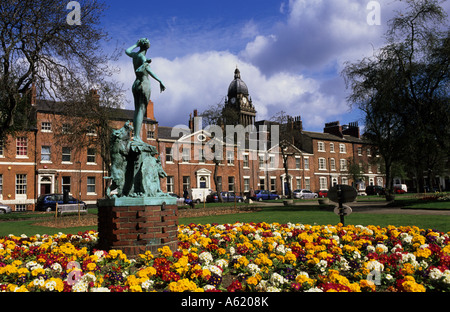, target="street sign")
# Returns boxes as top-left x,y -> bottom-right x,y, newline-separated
333,205 -> 352,216
328,185 -> 358,204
